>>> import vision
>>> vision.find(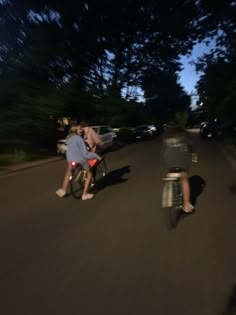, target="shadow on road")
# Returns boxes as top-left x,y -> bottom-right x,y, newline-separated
229,184 -> 236,194
189,175 -> 206,206
169,175 -> 206,229
221,284 -> 236,315
95,165 -> 131,192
